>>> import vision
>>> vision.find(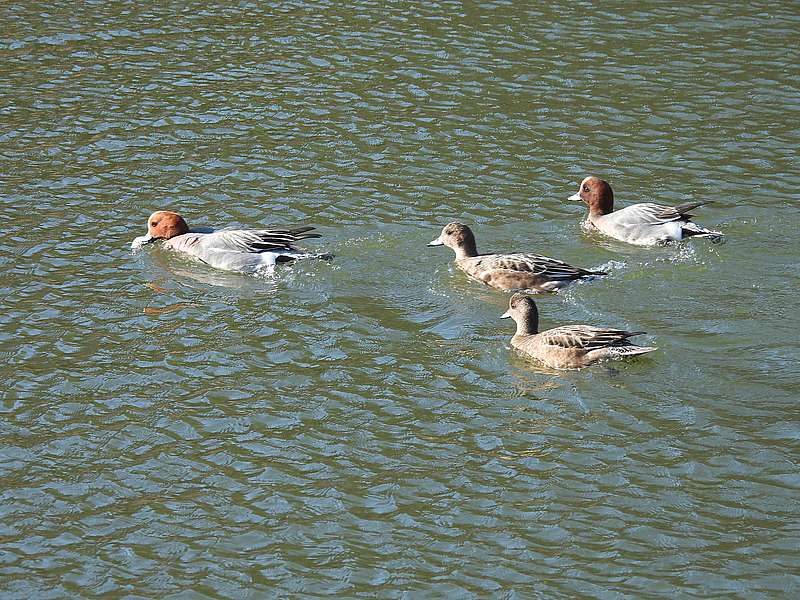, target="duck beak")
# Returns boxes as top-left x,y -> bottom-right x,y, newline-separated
568,192 -> 581,201
500,310 -> 511,319
131,233 -> 155,249
427,237 -> 444,247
